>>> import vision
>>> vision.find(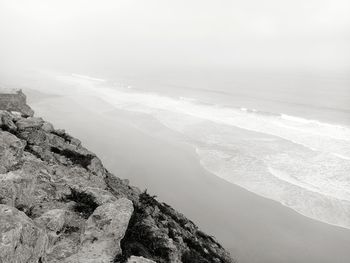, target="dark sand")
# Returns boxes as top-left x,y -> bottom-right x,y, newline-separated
29,93 -> 350,263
